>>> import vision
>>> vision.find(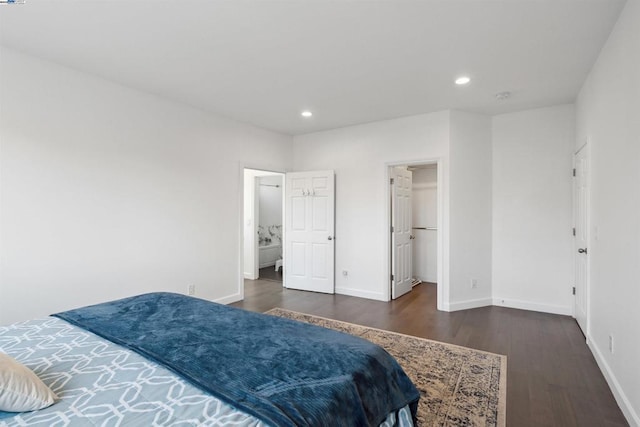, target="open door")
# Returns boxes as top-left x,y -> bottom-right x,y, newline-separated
284,171 -> 335,293
574,145 -> 589,335
391,167 -> 413,299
